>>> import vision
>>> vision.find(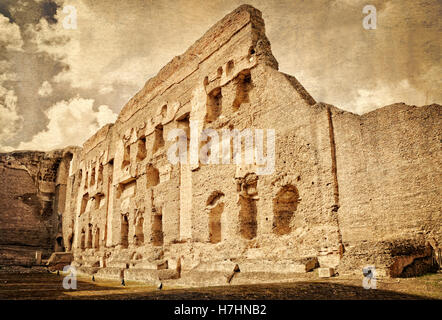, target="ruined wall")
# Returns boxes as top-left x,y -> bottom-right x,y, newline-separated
59,5 -> 440,282
331,103 -> 442,275
61,5 -> 345,283
1,5 -> 439,281
0,150 -> 69,265
332,103 -> 441,244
